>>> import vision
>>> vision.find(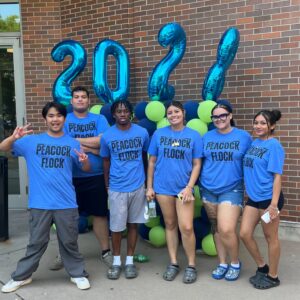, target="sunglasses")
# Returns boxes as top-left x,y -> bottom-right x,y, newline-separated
211,113 -> 230,121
